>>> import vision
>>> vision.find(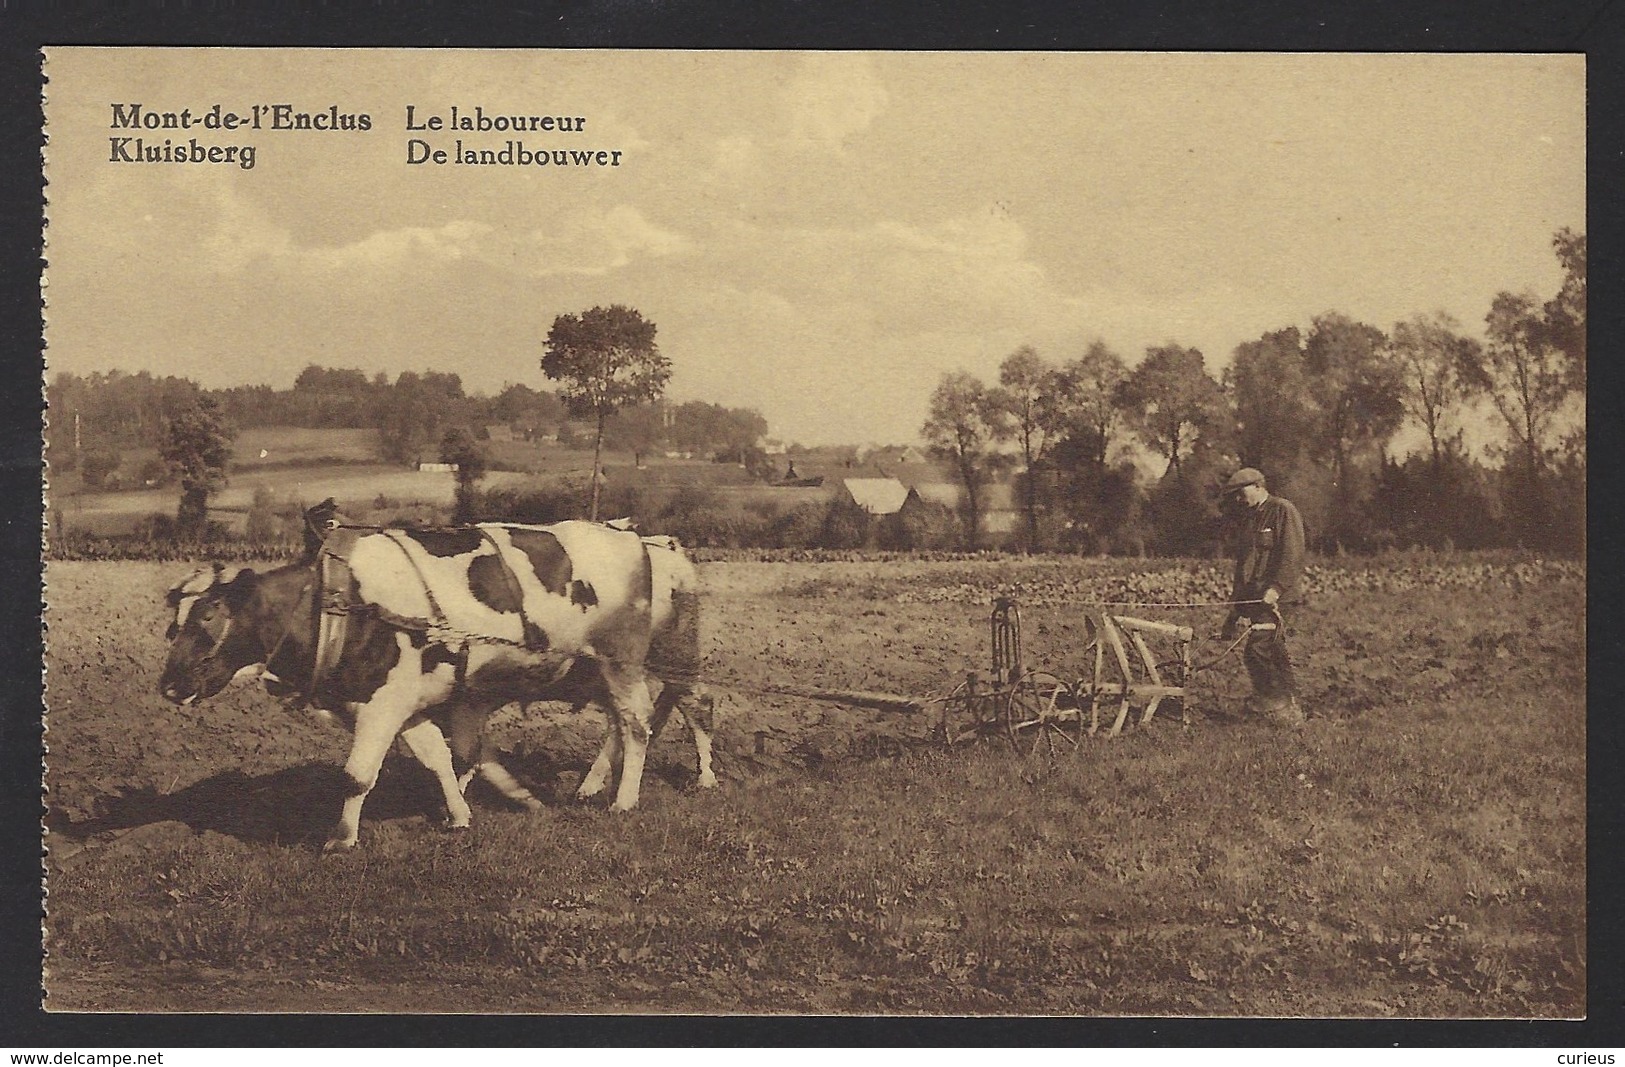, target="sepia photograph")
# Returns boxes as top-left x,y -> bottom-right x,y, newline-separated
40,47 -> 1585,1017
